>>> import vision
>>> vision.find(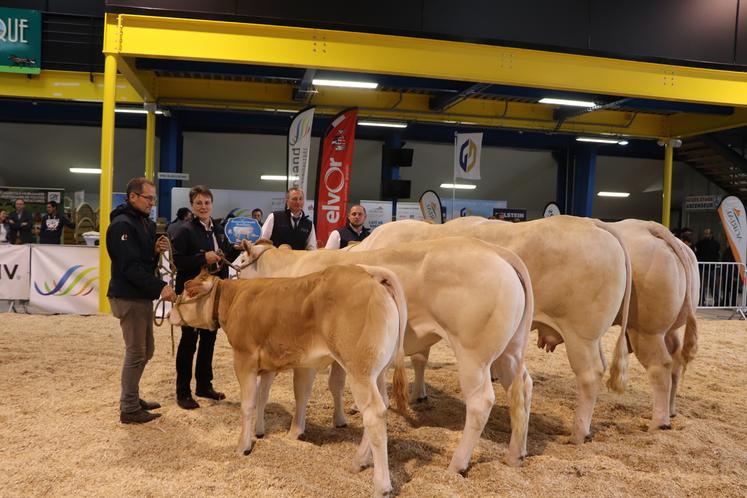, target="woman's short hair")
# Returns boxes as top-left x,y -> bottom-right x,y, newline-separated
189,185 -> 213,204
